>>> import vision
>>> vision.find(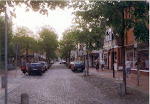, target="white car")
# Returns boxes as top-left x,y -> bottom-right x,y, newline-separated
59,60 -> 66,64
